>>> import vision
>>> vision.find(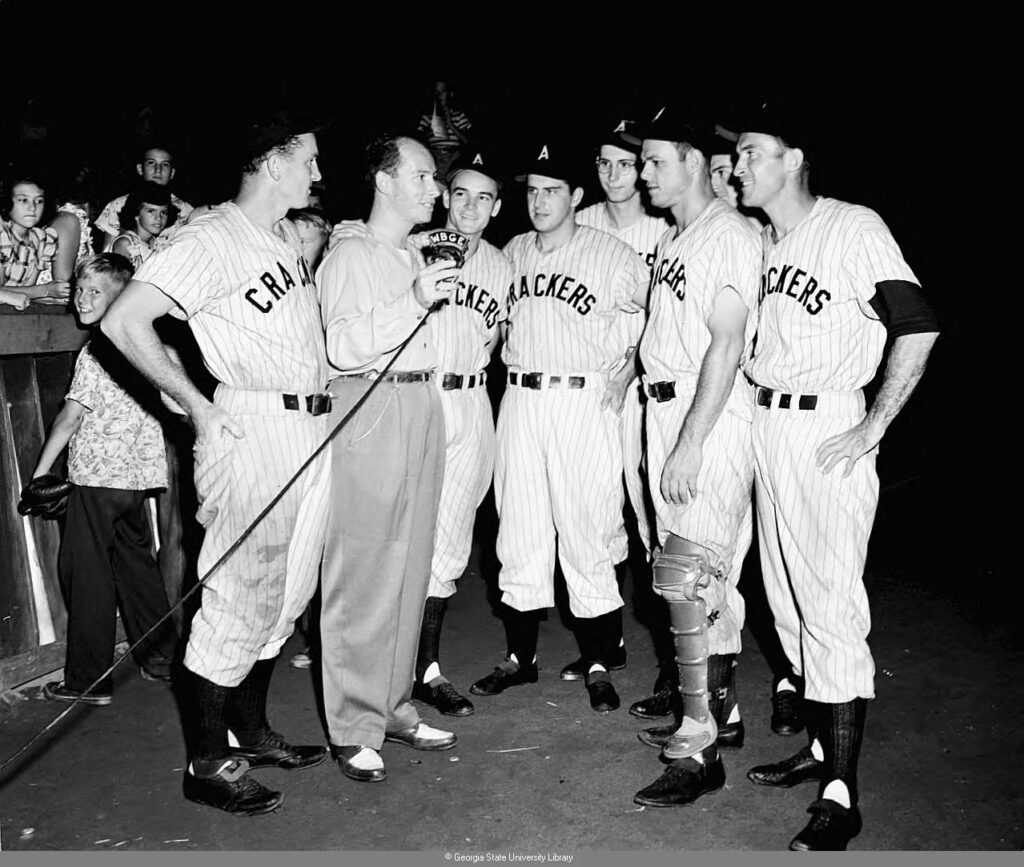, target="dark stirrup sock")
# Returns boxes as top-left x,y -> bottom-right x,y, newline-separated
707,653 -> 736,725
818,698 -> 868,804
226,658 -> 276,746
416,596 -> 448,682
189,670 -> 233,762
503,605 -> 542,666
